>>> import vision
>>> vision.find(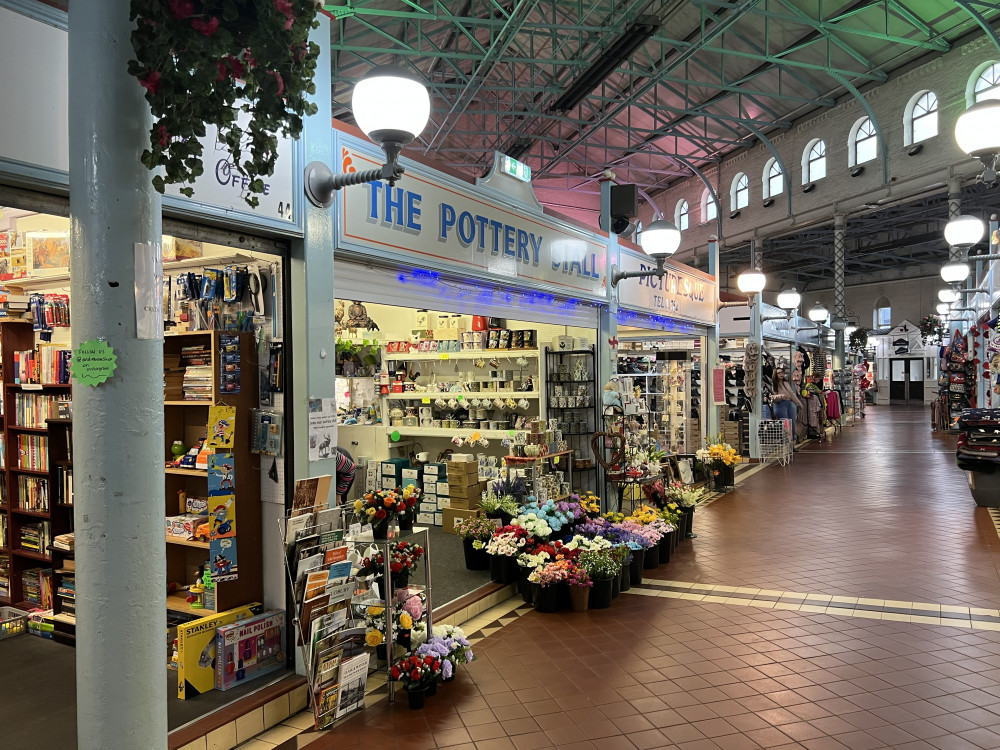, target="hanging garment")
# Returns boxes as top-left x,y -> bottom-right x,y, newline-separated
825,390 -> 841,420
